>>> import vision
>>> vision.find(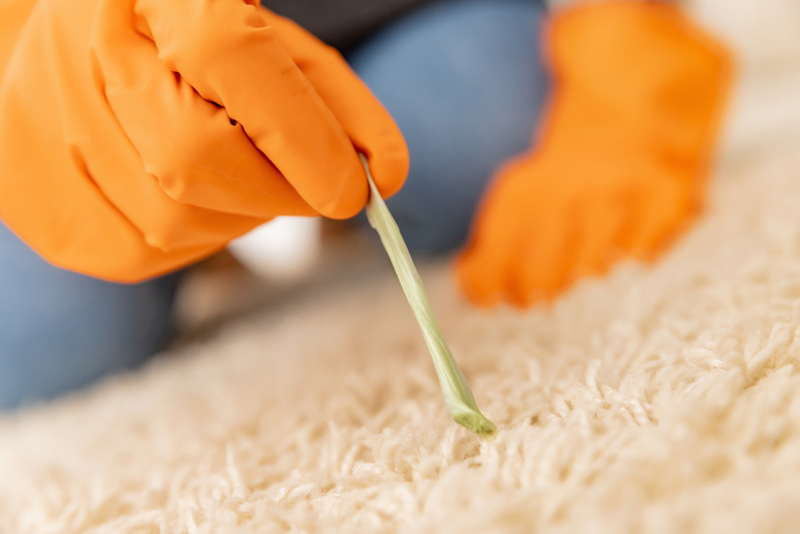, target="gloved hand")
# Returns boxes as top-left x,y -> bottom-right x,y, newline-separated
0,0 -> 408,282
457,0 -> 731,307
